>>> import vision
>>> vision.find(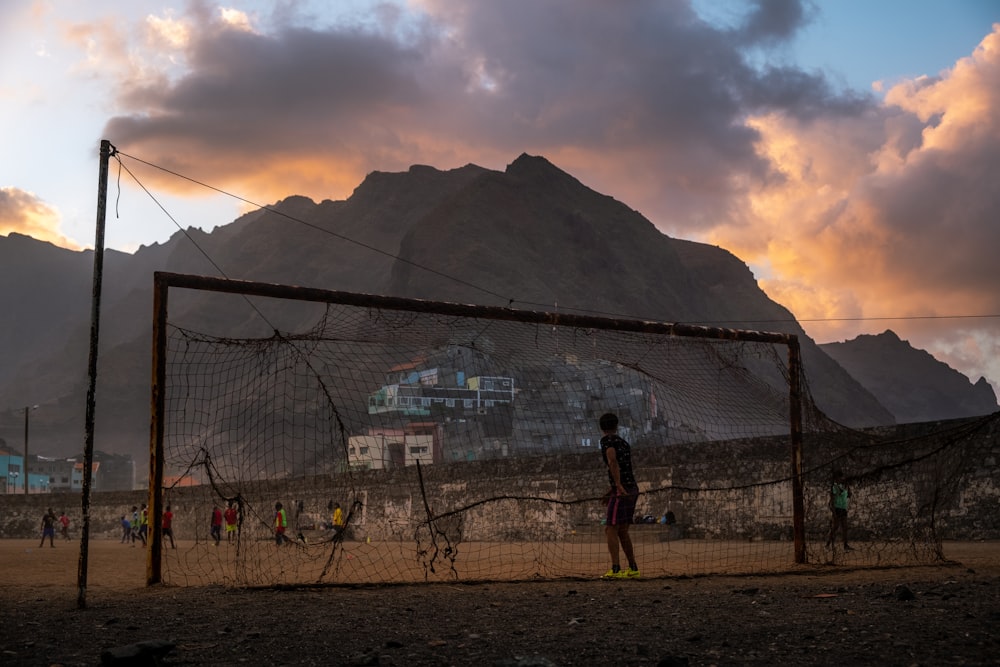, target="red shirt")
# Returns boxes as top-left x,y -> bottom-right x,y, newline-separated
211,508 -> 222,527
224,507 -> 238,526
162,511 -> 173,530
